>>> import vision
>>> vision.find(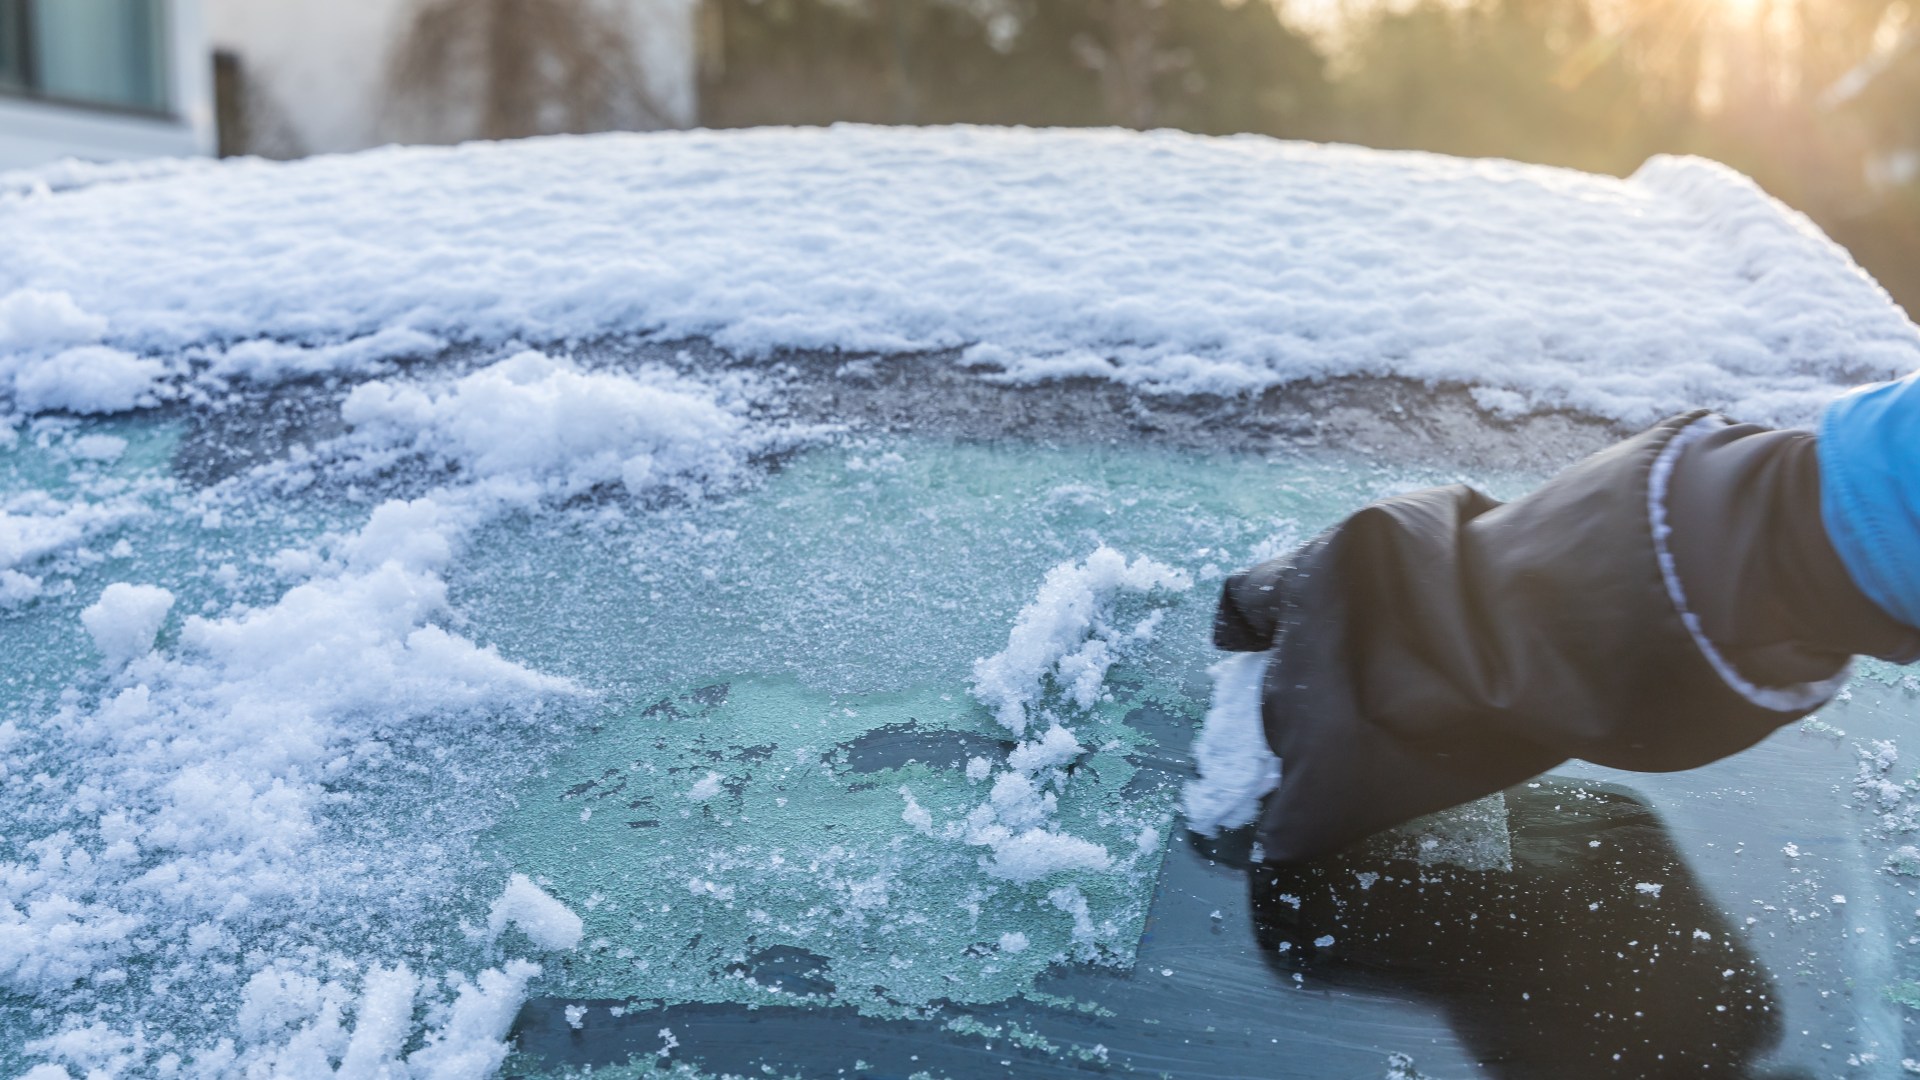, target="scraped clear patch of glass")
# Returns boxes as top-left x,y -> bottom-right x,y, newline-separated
457,440 -> 1404,1014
